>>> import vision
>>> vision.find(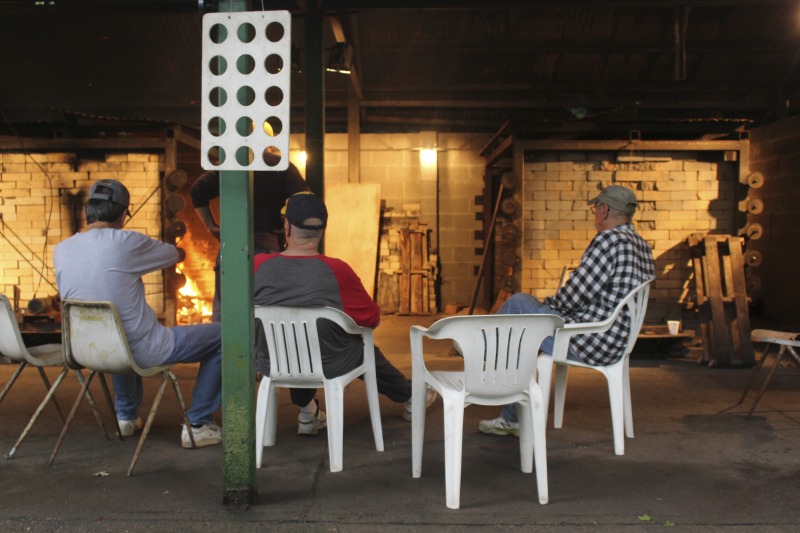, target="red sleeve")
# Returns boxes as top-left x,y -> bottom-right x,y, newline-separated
319,256 -> 381,328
